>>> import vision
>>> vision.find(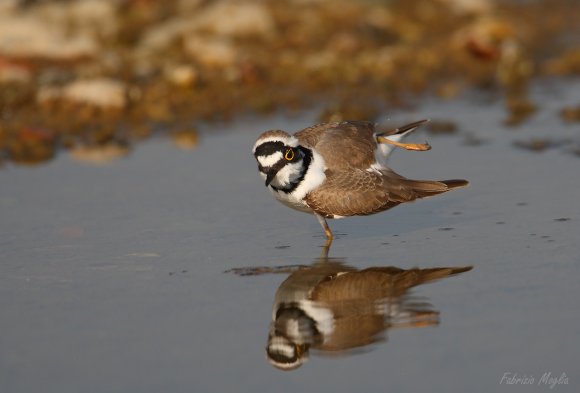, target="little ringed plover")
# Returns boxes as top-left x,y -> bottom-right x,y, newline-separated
252,120 -> 468,241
